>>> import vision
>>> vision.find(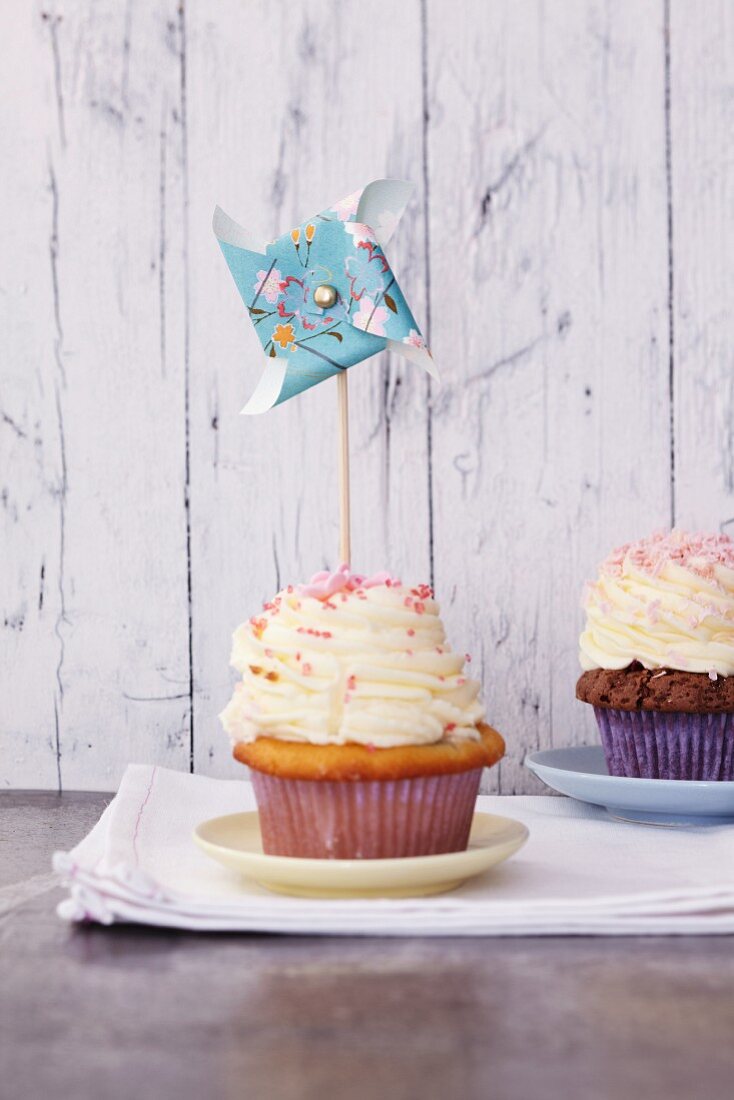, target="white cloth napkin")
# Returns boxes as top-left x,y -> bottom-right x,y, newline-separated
53,764 -> 734,936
